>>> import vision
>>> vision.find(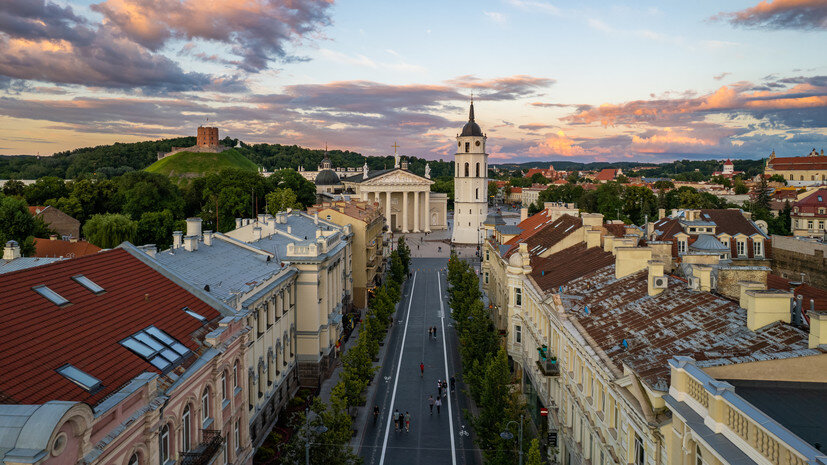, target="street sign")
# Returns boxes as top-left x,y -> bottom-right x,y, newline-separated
540,407 -> 548,416
548,431 -> 558,447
